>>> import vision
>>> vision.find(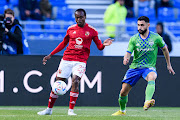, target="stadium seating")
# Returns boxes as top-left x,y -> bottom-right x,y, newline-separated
177,8 -> 180,21
0,4 -> 10,14
49,0 -> 66,6
0,0 -> 7,5
11,0 -> 18,6
5,0 -> 179,55
173,0 -> 180,8
158,7 -> 176,22
138,7 -> 156,21
56,6 -> 74,21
